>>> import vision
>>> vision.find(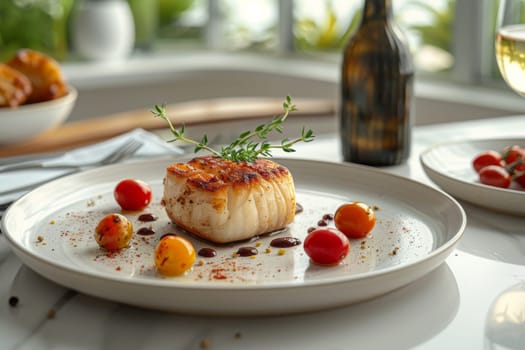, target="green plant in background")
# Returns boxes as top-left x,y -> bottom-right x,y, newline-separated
158,0 -> 194,26
294,1 -> 361,51
0,0 -> 200,59
337,7 -> 362,48
0,0 -> 74,61
156,0 -> 204,40
127,0 -> 159,50
294,0 -> 454,63
226,25 -> 276,51
295,2 -> 339,50
211,0 -> 277,52
403,0 -> 454,55
490,0 -> 501,79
